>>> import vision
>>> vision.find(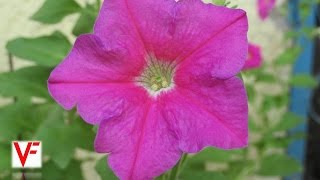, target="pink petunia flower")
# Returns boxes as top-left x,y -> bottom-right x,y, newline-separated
48,0 -> 249,179
242,43 -> 262,70
257,0 -> 276,20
